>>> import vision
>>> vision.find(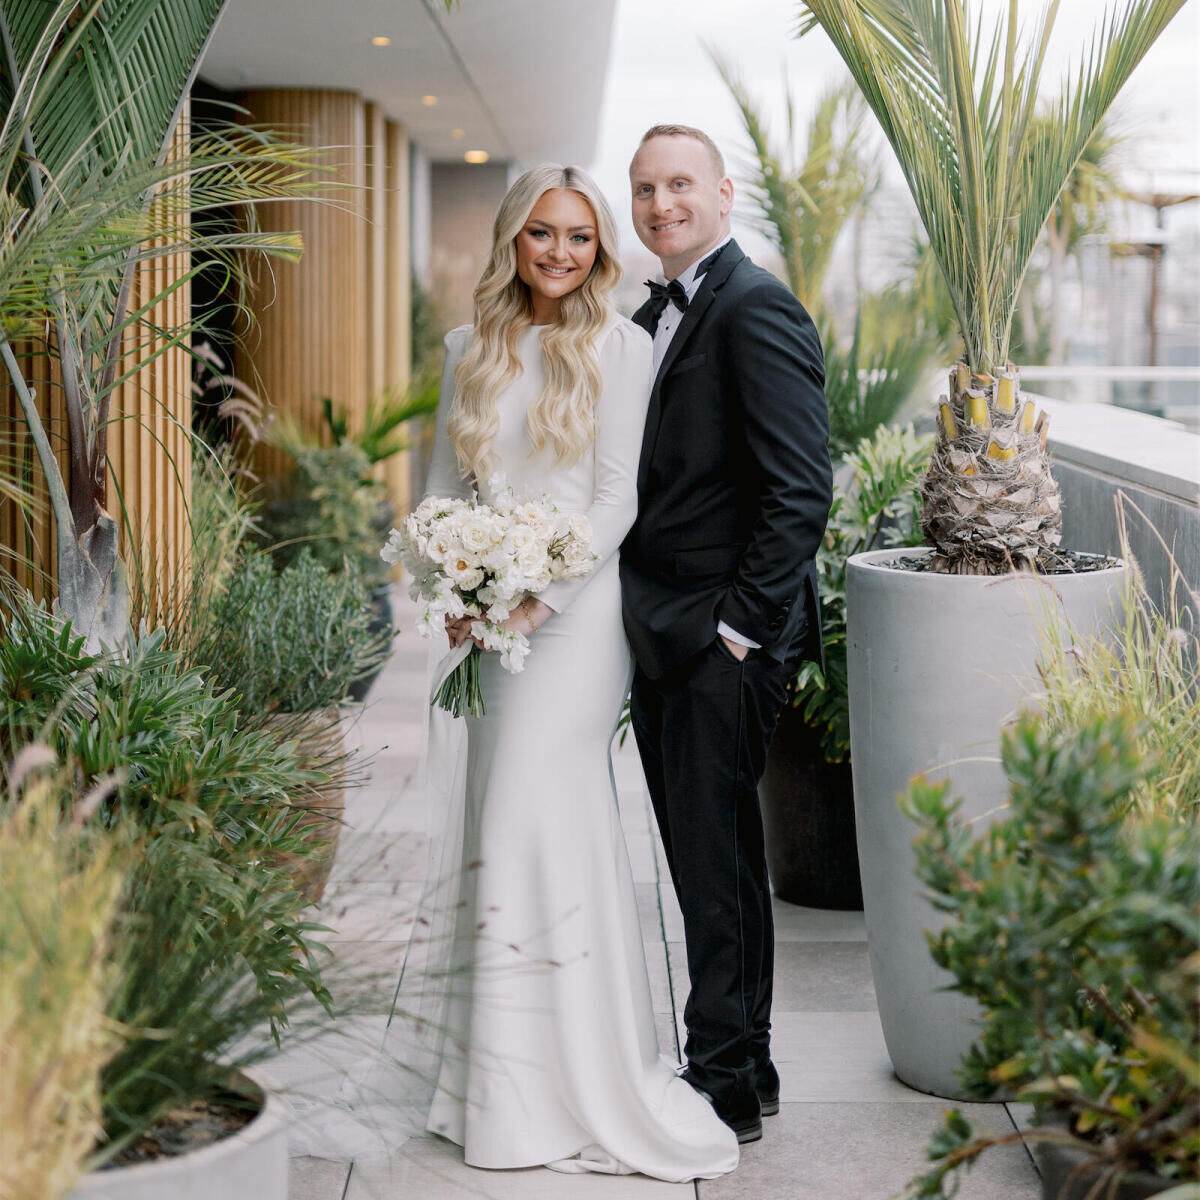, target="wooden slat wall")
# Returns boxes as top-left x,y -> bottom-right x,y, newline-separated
384,119 -> 413,519
235,90 -> 368,482
0,345 -> 65,605
1,112 -> 192,622
107,110 -> 193,626
365,103 -> 388,403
